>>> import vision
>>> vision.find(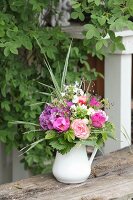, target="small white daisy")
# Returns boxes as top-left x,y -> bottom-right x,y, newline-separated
87,108 -> 95,115
72,95 -> 79,103
70,105 -> 76,110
